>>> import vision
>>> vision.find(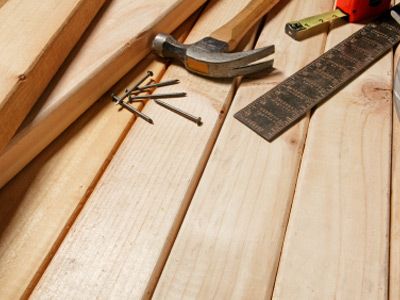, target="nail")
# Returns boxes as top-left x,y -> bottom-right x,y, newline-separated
154,99 -> 202,126
129,92 -> 187,102
112,94 -> 153,124
111,93 -> 122,105
121,70 -> 154,101
133,79 -> 180,92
